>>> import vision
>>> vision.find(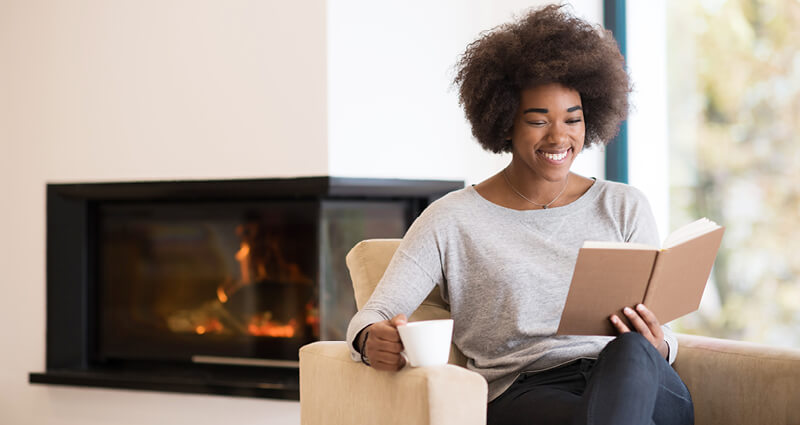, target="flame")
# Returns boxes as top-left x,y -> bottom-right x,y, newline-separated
235,242 -> 252,284
194,319 -> 222,335
235,242 -> 251,259
247,318 -> 297,338
216,286 -> 228,303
